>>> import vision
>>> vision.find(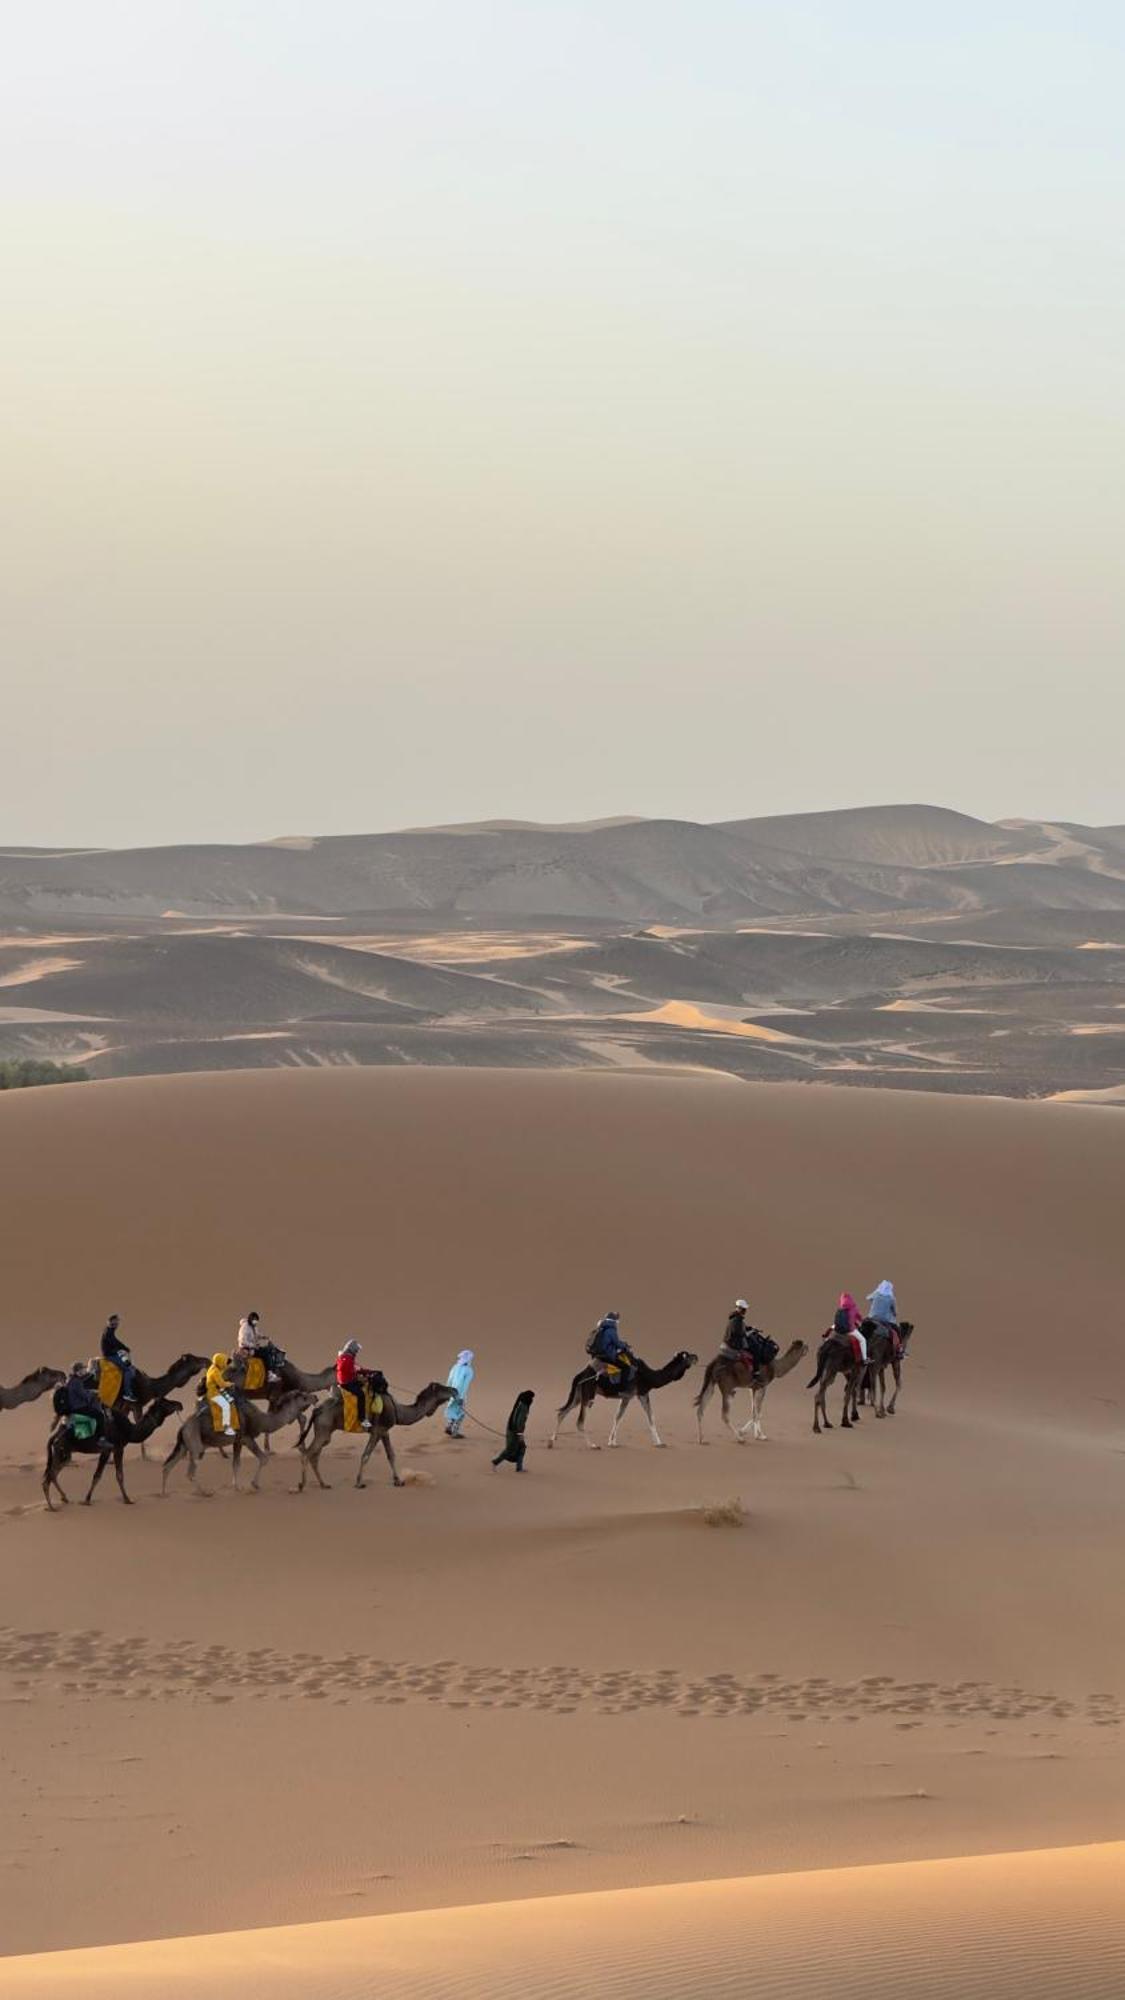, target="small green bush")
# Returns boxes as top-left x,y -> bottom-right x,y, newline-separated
0,1058 -> 89,1090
